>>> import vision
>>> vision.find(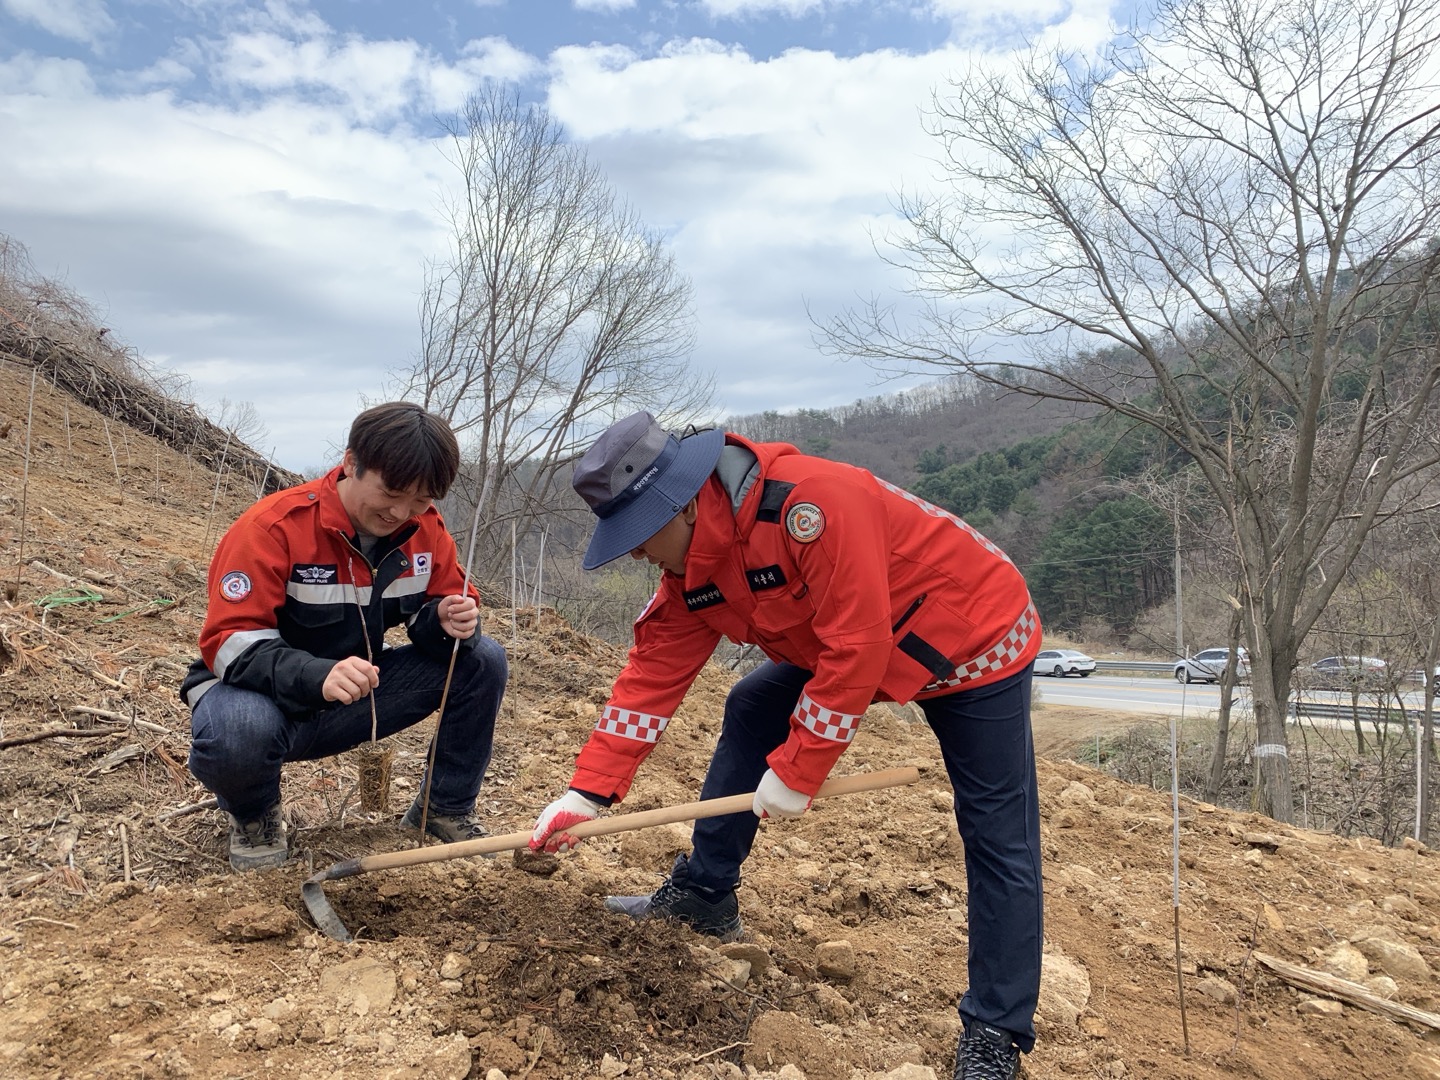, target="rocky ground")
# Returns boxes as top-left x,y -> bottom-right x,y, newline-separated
1,363 -> 1438,1080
